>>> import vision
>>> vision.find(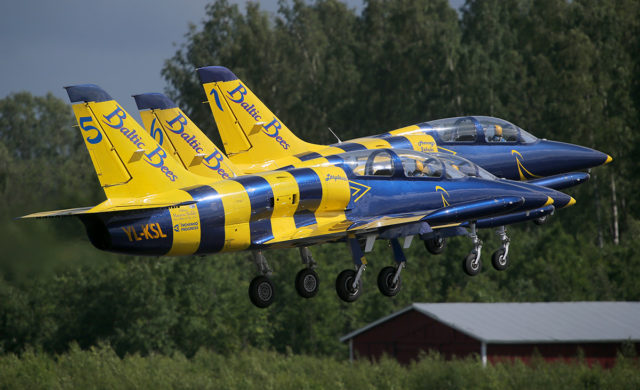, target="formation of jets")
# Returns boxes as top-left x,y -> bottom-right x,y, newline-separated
22,66 -> 611,308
